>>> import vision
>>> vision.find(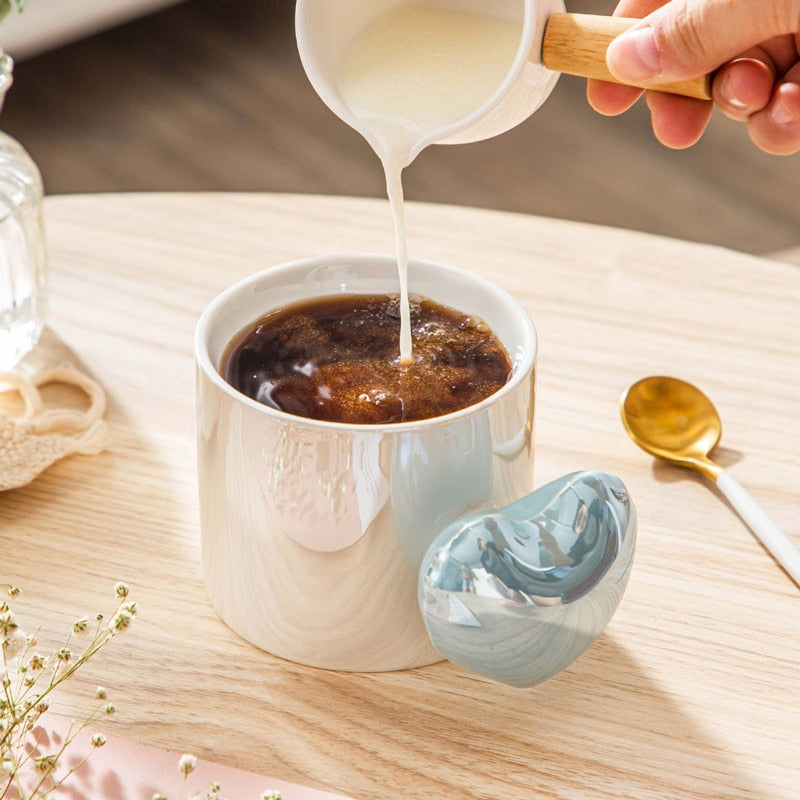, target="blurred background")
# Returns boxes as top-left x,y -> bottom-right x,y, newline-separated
1,0 -> 799,259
